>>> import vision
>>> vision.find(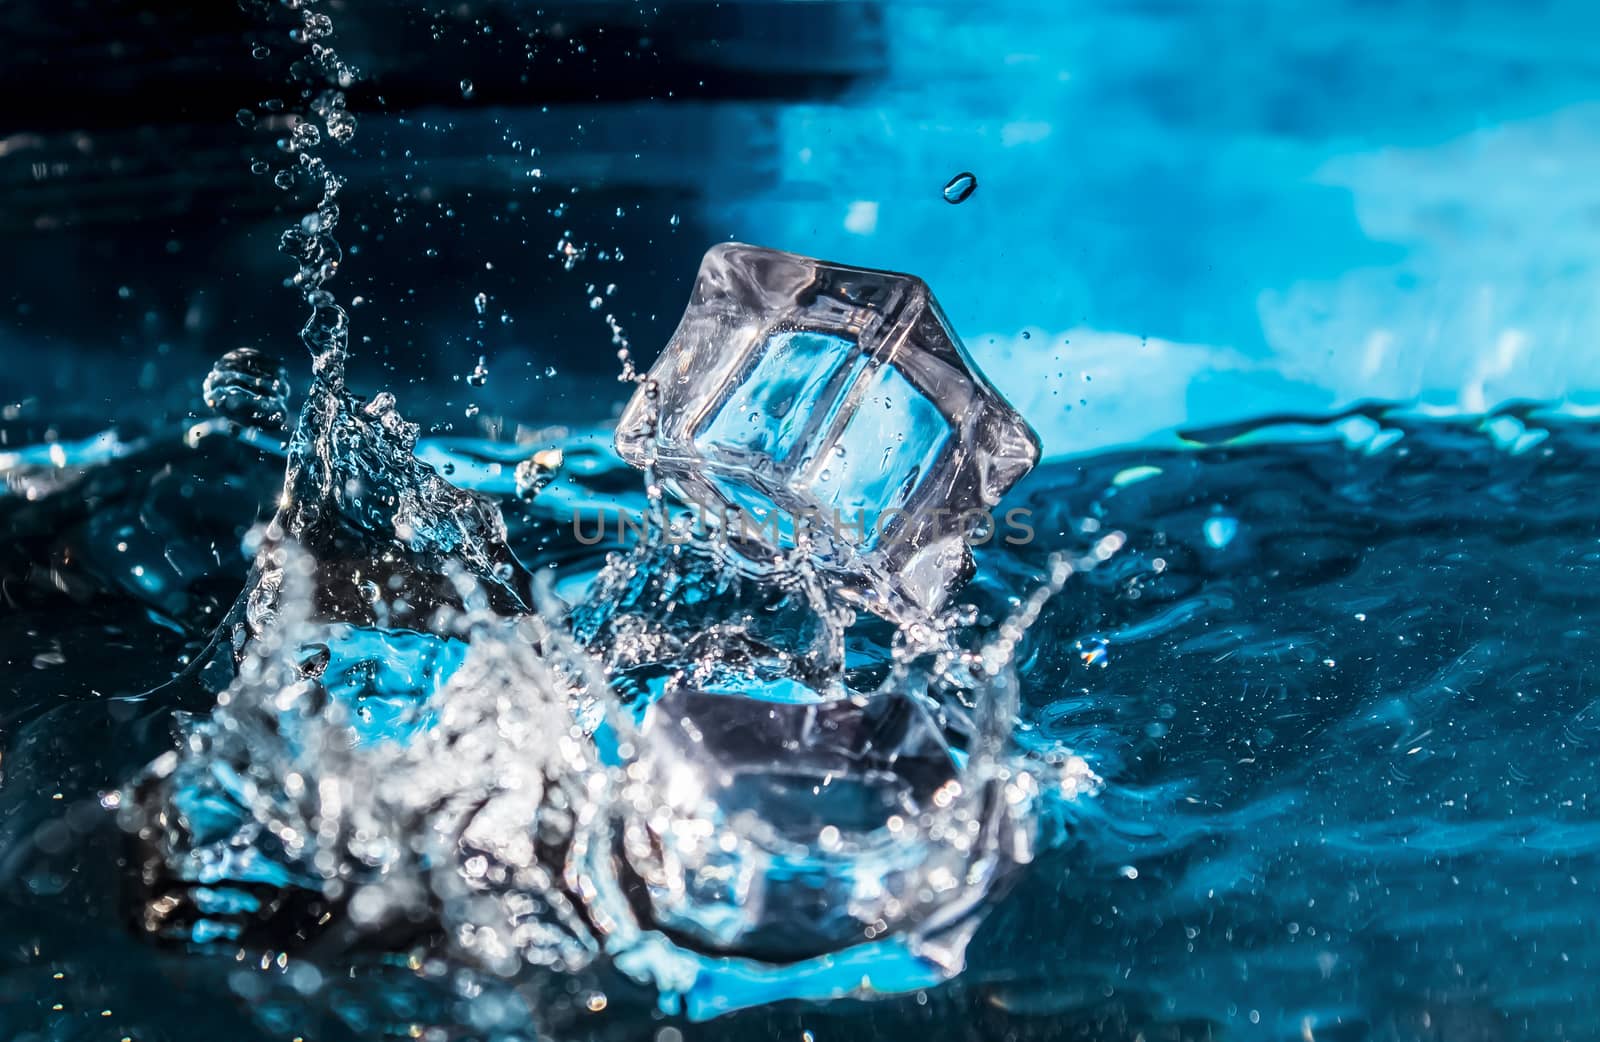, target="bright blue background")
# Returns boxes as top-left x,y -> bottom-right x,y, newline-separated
707,0 -> 1600,454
